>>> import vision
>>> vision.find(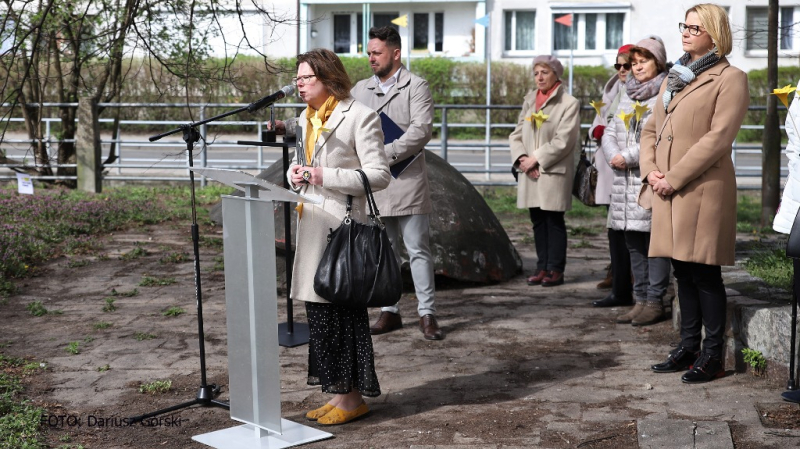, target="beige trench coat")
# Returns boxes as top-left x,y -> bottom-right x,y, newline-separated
351,66 -> 433,216
639,58 -> 749,266
287,98 -> 391,303
509,85 -> 581,211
